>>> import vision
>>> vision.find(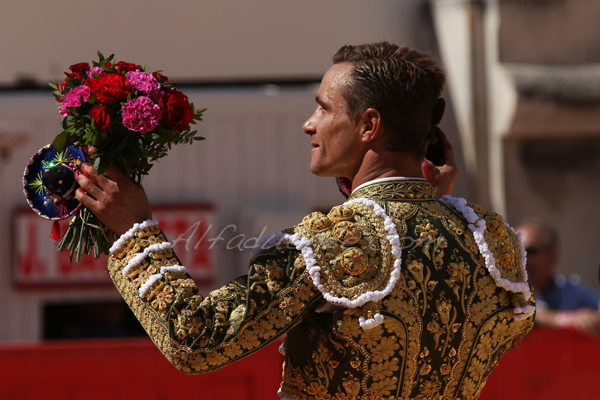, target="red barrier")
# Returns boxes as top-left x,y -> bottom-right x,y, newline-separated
480,328 -> 600,400
1,329 -> 598,400
0,337 -> 284,400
